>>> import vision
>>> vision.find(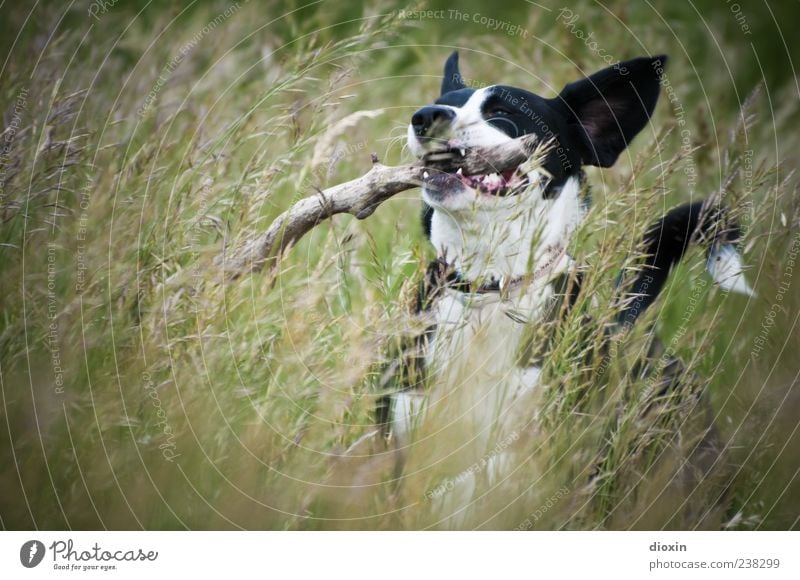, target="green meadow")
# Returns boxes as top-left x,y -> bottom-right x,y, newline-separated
1,0 -> 798,529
